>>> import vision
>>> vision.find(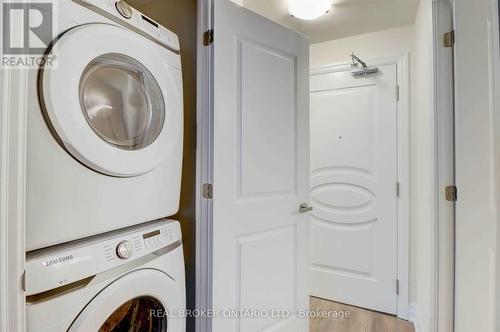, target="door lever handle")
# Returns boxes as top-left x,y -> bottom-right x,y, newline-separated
299,203 -> 313,213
